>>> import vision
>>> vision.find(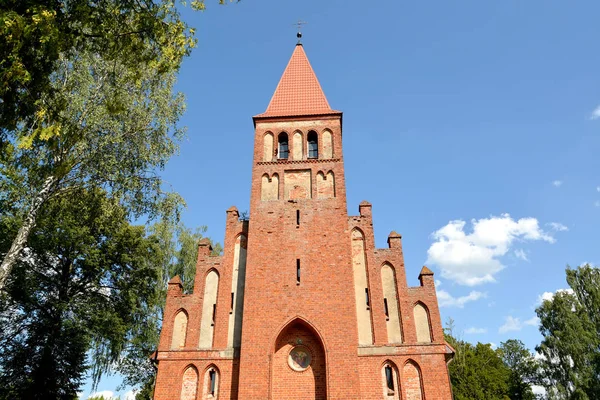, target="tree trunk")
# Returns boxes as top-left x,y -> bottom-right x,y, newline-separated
0,175 -> 58,289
